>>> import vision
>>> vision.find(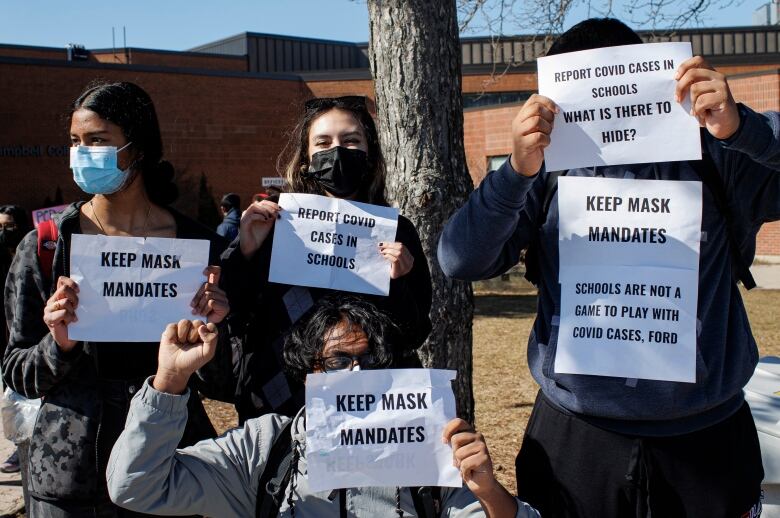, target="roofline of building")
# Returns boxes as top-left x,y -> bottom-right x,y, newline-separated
0,56 -> 302,81
0,43 -> 66,52
89,47 -> 245,59
189,31 -> 362,52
